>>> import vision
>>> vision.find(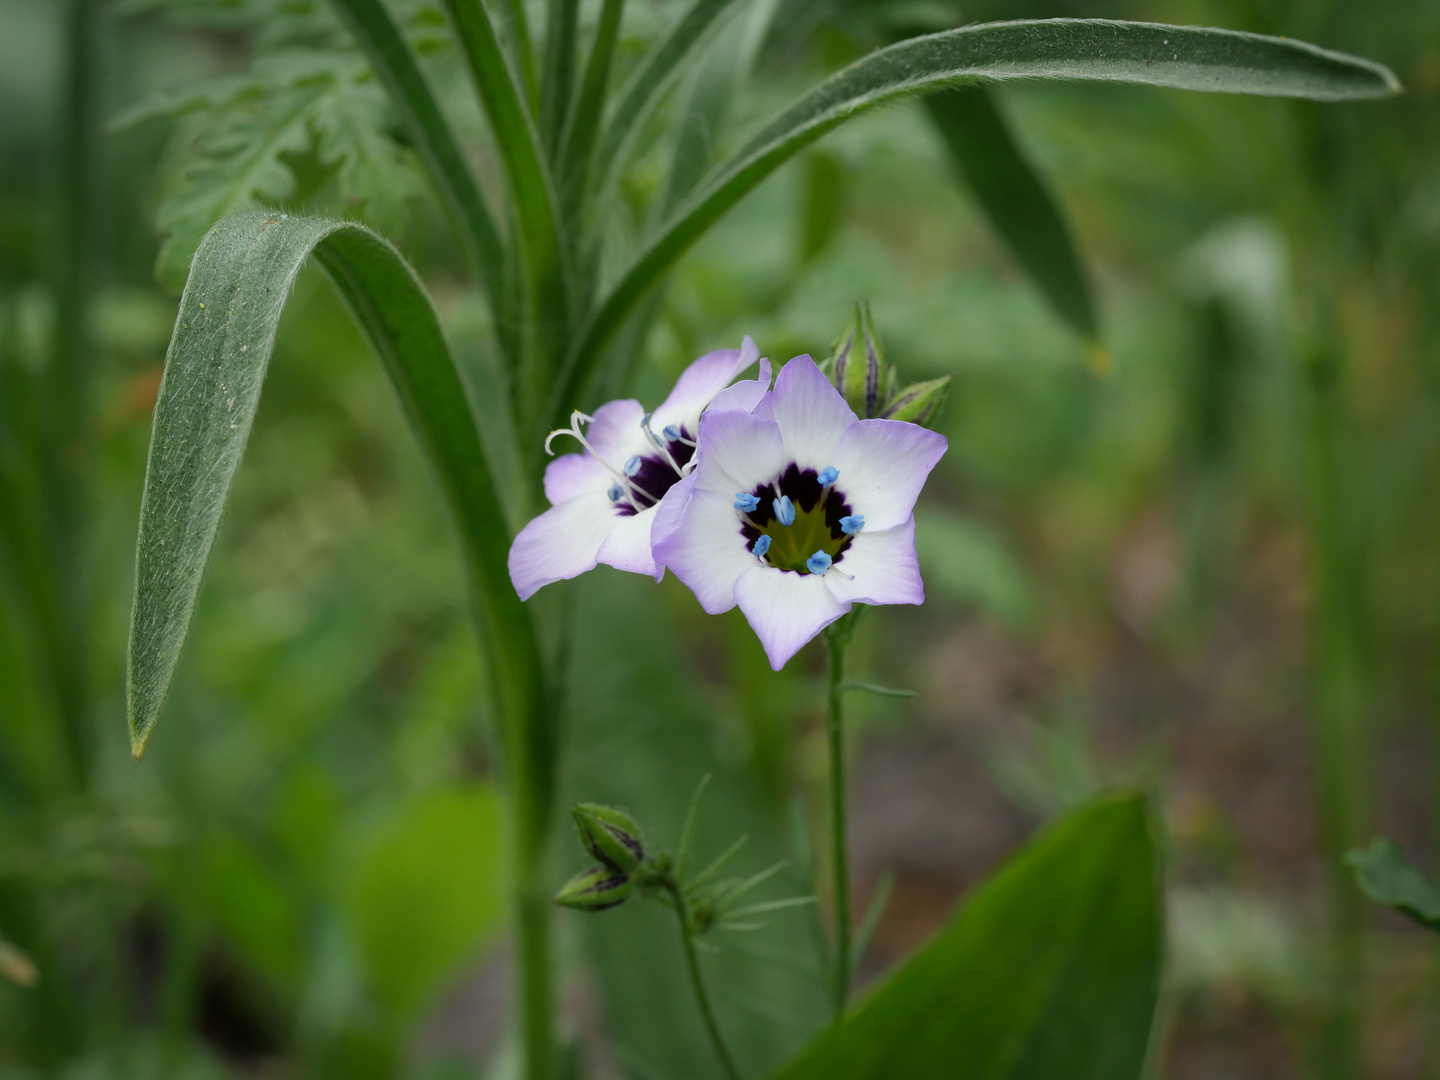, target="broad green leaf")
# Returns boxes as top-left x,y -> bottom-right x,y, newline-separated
345,784 -> 506,1018
126,212 -> 543,765
329,0 -> 510,342
1346,838 -> 1440,932
557,18 -> 1399,418
589,0 -> 746,207
769,793 -> 1161,1080
924,85 -> 1097,341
